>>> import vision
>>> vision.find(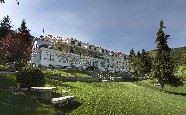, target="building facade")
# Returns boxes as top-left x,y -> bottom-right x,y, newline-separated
31,35 -> 129,72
